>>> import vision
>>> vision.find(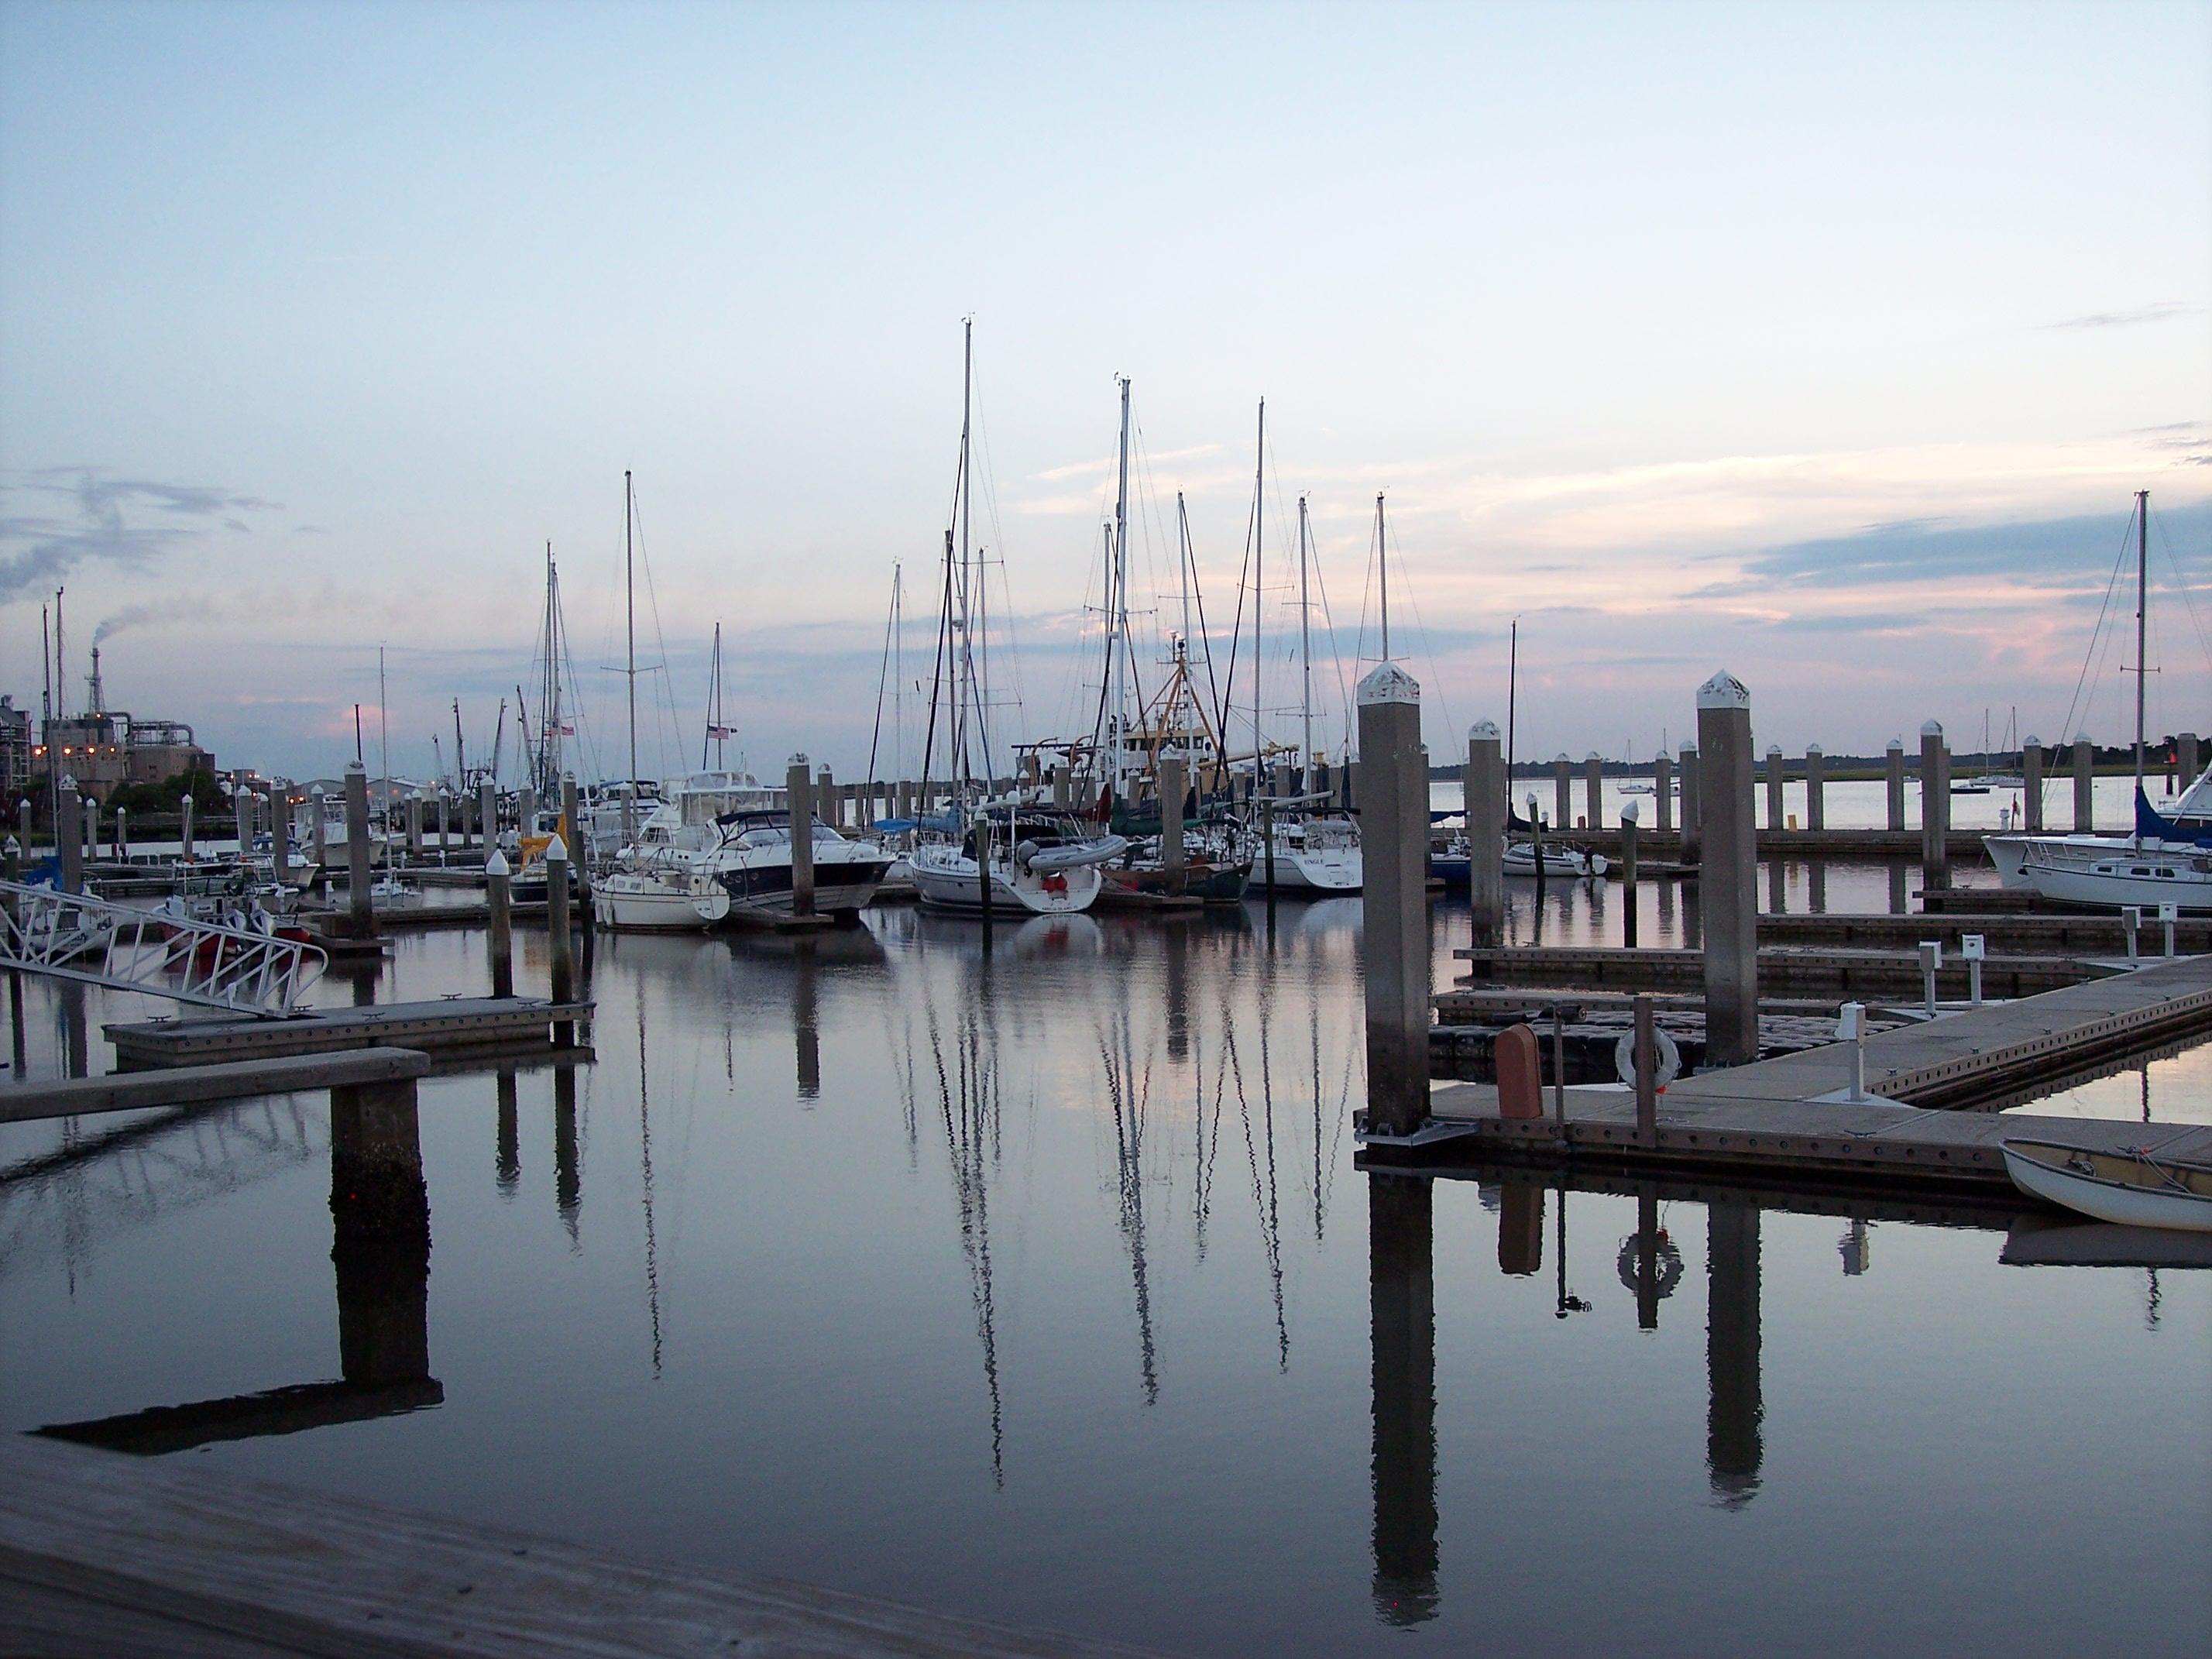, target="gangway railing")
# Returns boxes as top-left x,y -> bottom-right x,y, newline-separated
0,881 -> 325,1017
